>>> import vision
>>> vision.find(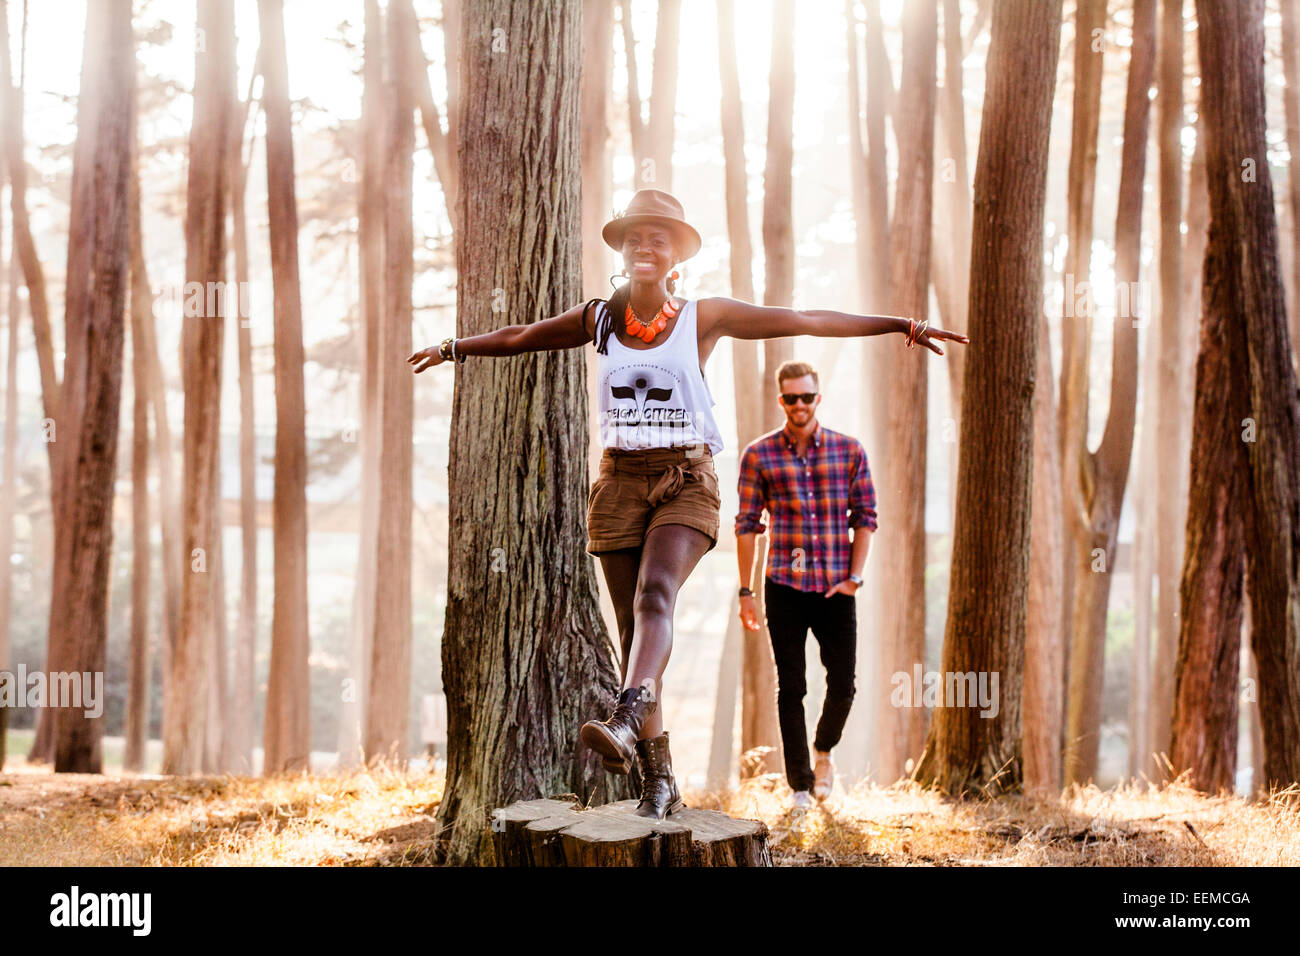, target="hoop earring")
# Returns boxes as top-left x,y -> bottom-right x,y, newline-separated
609,272 -> 629,291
